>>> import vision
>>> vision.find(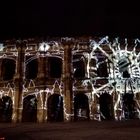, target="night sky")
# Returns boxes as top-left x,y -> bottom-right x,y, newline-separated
0,1 -> 140,40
